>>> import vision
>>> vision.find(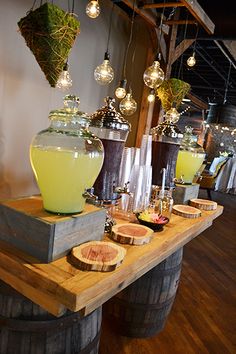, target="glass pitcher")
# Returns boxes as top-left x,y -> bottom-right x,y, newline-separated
30,95 -> 104,214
